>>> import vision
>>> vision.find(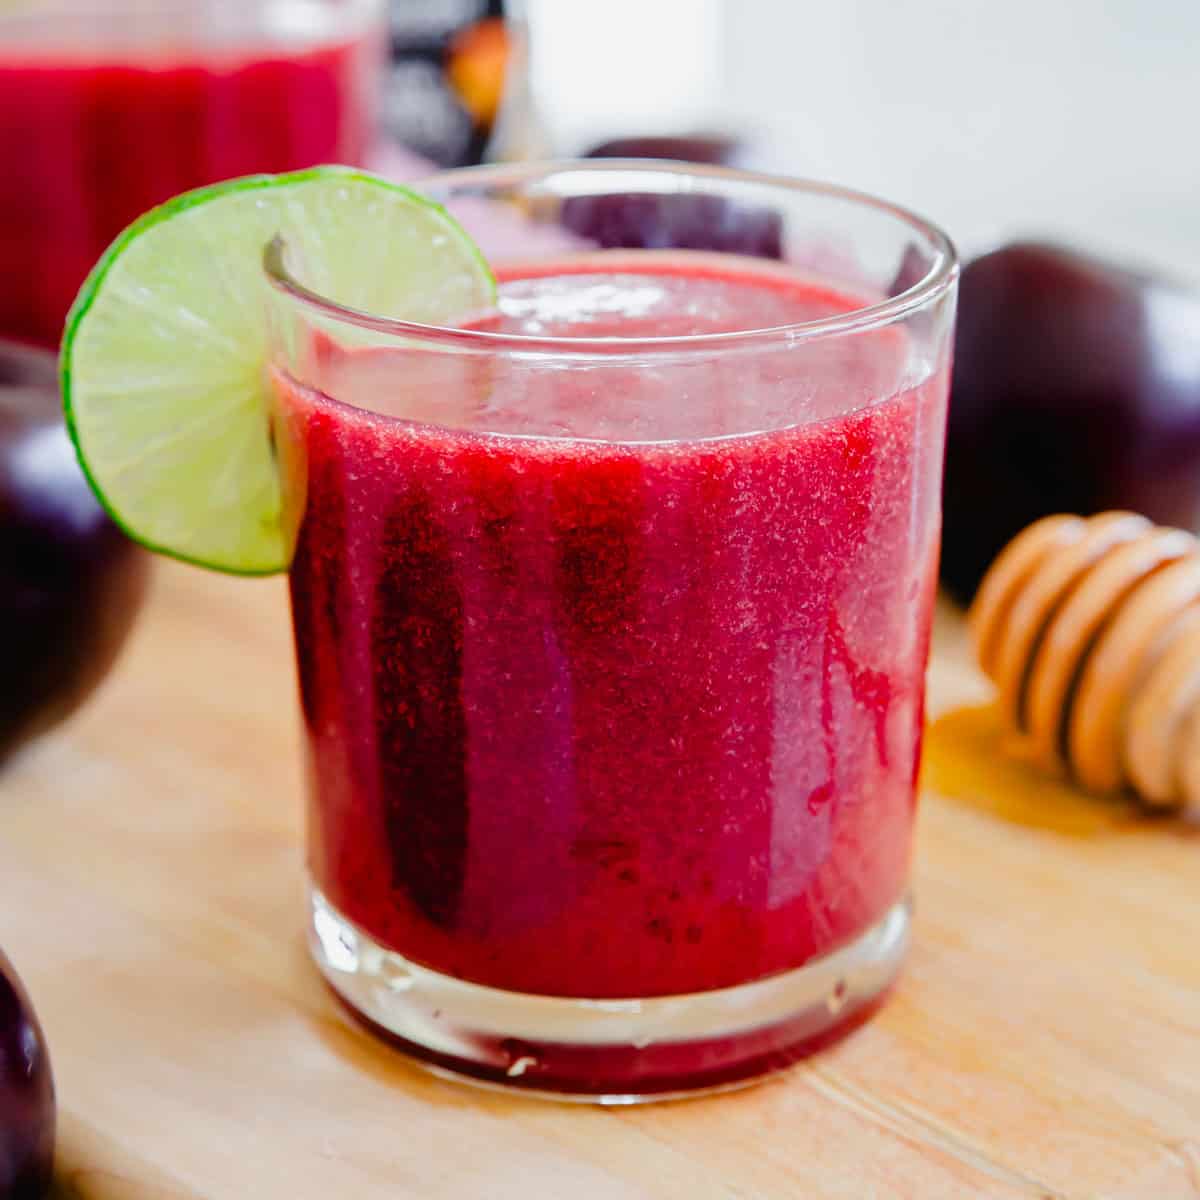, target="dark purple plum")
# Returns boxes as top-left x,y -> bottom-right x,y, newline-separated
0,340 -> 149,761
0,947 -> 53,1199
584,134 -> 748,167
942,241 -> 1200,603
564,134 -> 783,259
561,192 -> 783,259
